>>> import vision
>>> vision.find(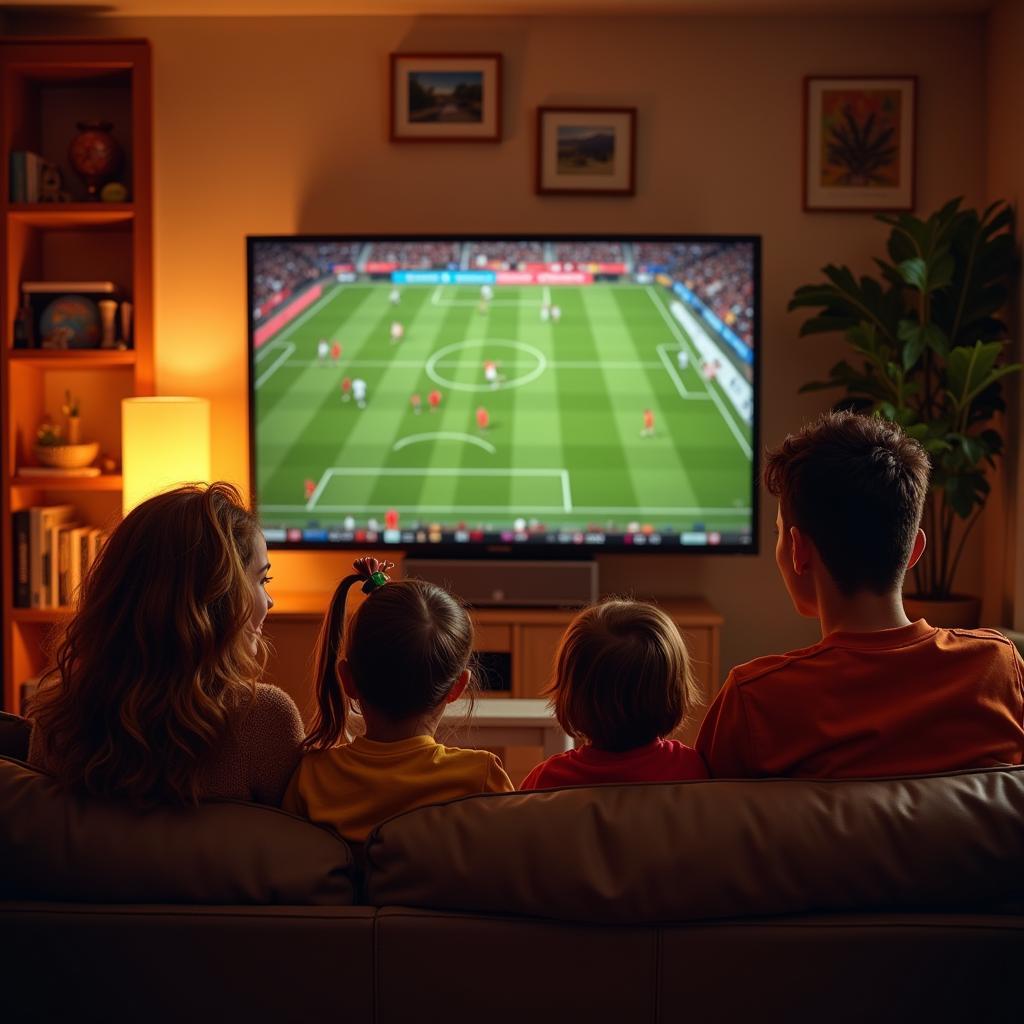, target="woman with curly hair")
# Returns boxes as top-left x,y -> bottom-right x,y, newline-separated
28,482 -> 303,807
